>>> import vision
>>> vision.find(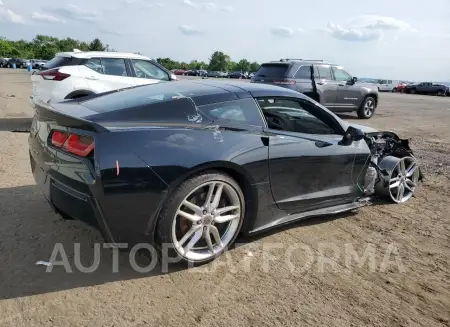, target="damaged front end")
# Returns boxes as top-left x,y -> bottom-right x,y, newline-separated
363,131 -> 423,203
